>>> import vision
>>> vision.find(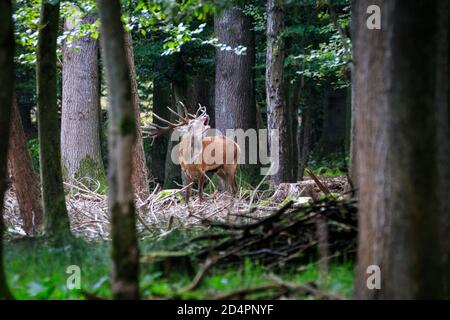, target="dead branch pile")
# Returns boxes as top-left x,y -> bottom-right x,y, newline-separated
142,196 -> 357,271
3,178 -> 288,240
